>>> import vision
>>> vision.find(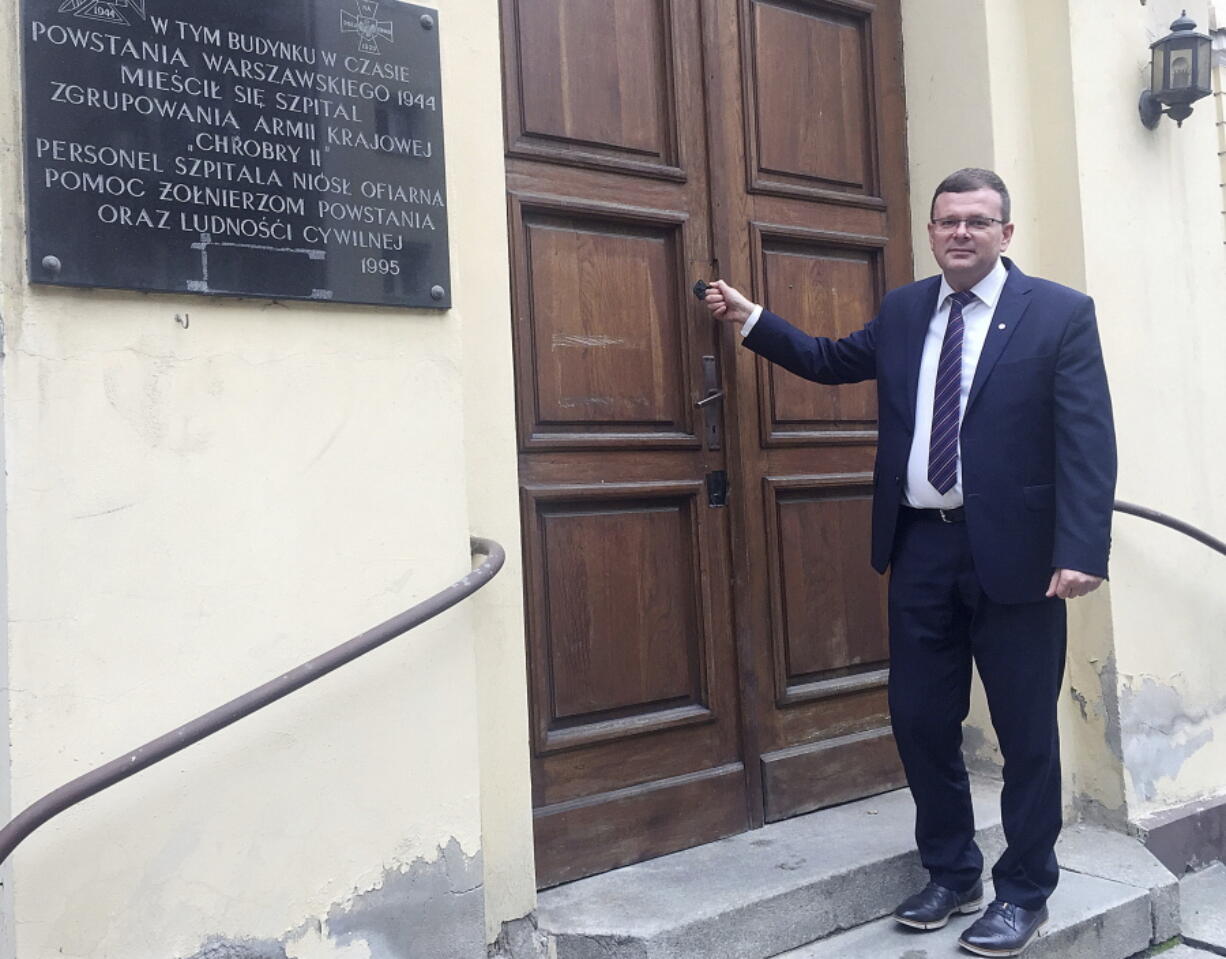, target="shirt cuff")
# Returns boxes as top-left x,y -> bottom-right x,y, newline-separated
740,305 -> 763,338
